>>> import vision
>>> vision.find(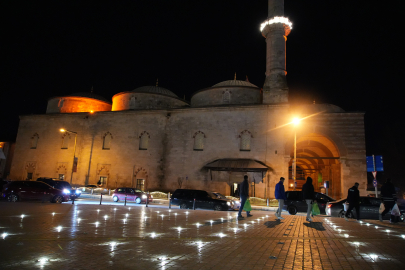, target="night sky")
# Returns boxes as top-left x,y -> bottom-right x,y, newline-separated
1,1 -> 404,185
